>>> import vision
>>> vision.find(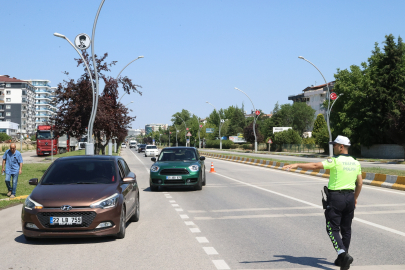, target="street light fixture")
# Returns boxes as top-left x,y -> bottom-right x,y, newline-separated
117,56 -> 144,103
234,87 -> 260,152
206,101 -> 224,150
298,56 -> 333,156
